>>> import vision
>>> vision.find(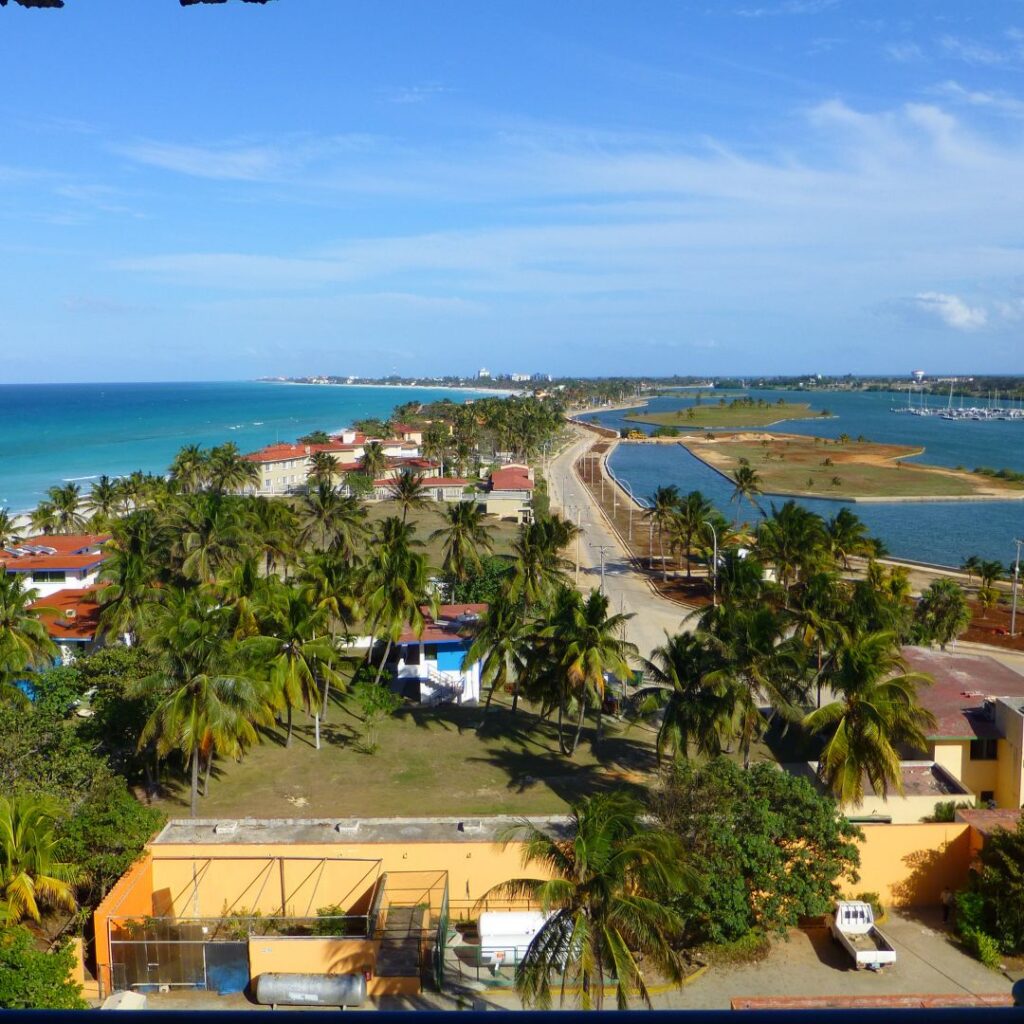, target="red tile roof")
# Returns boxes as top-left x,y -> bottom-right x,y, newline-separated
1,534 -> 110,573
30,586 -> 104,641
902,646 -> 1024,740
956,808 -> 1022,837
490,465 -> 534,492
398,604 -> 488,645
